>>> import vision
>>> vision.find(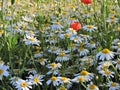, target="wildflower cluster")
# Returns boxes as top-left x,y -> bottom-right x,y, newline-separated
0,0 -> 120,90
